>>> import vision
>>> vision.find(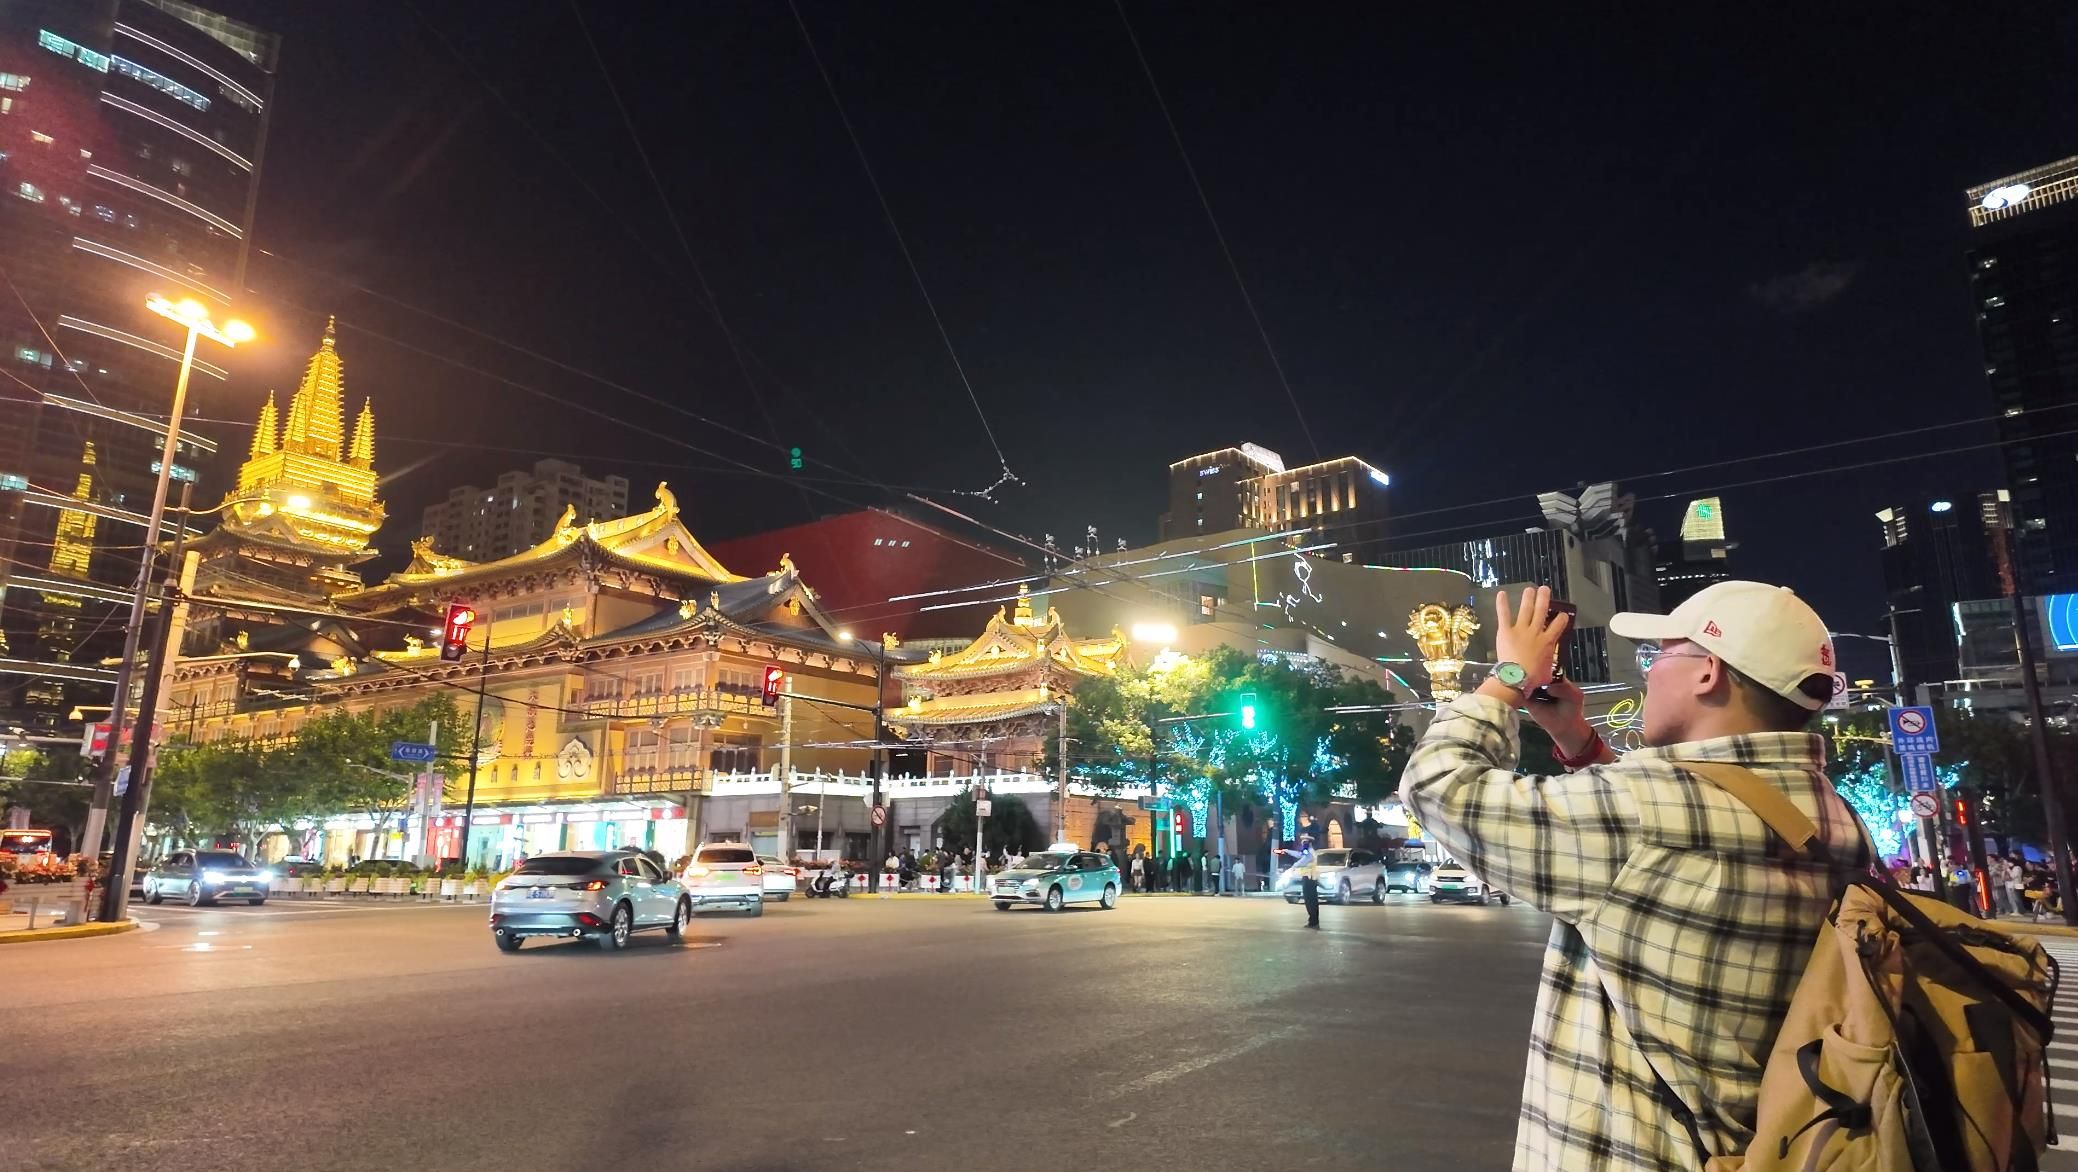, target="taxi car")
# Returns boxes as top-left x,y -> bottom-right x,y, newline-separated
1429,860 -> 1510,905
991,845 -> 1120,912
